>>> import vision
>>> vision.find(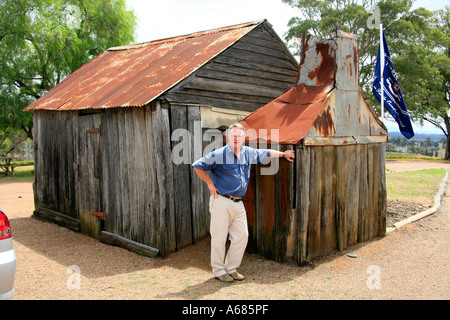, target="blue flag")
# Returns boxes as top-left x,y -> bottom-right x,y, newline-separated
372,31 -> 414,139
